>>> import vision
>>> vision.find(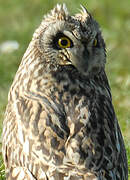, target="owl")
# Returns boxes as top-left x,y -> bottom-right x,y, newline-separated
2,4 -> 128,180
